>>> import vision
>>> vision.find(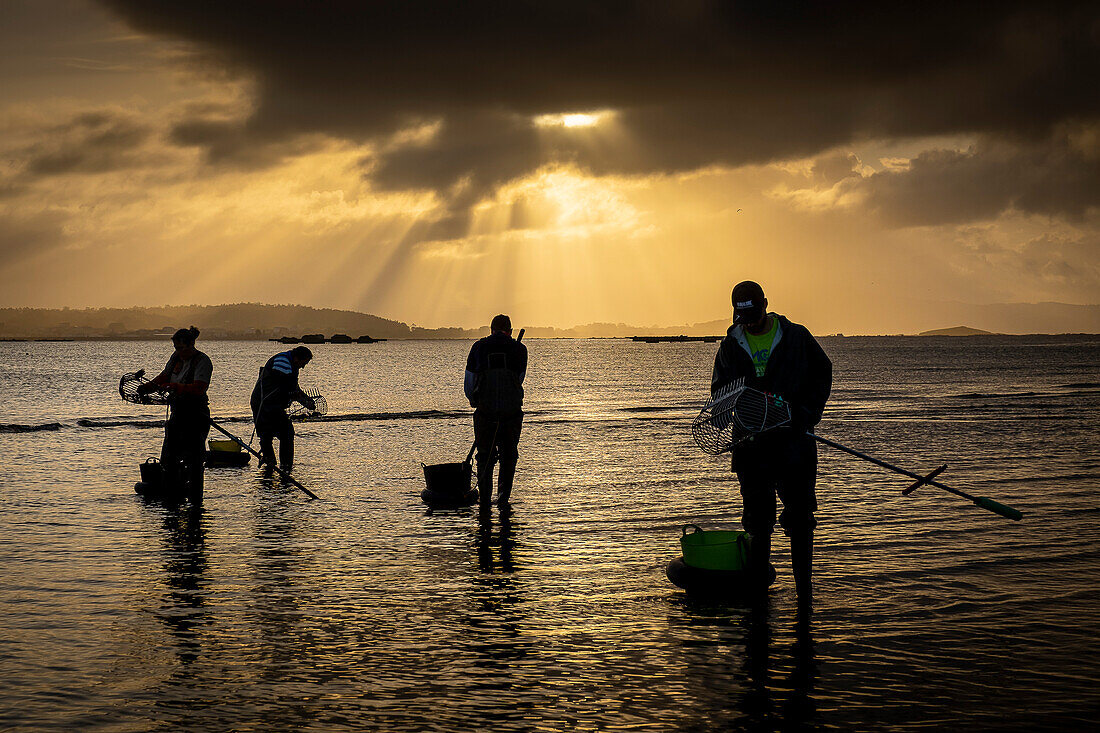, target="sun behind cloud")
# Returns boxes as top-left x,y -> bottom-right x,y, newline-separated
534,111 -> 614,129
